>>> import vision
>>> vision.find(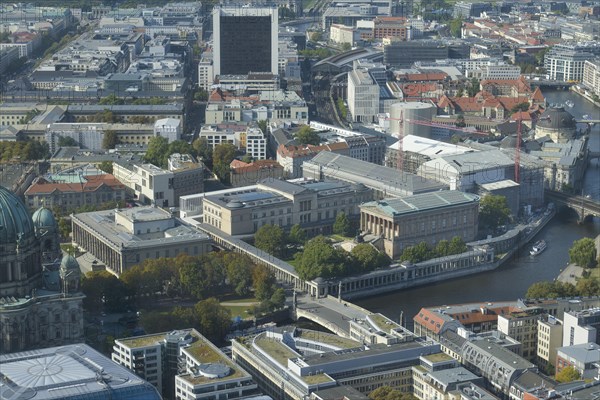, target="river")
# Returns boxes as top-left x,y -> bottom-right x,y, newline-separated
355,89 -> 600,328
